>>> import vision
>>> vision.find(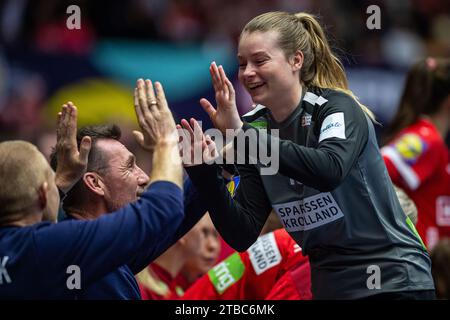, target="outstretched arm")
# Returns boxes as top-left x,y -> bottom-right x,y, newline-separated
35,80 -> 185,292
180,119 -> 272,252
